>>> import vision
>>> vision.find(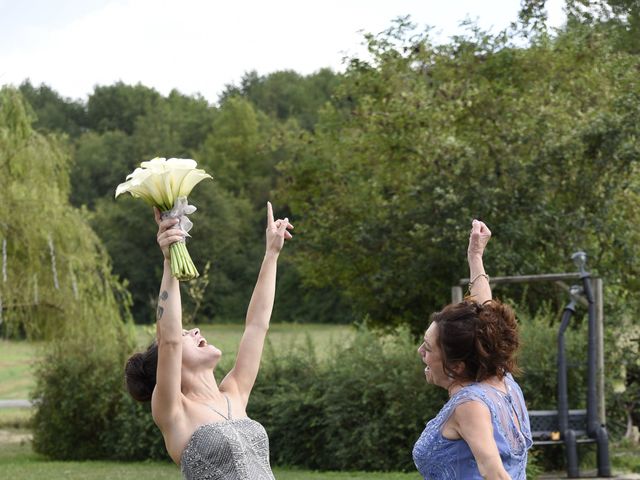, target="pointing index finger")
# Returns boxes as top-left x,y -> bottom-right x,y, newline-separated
267,201 -> 275,226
